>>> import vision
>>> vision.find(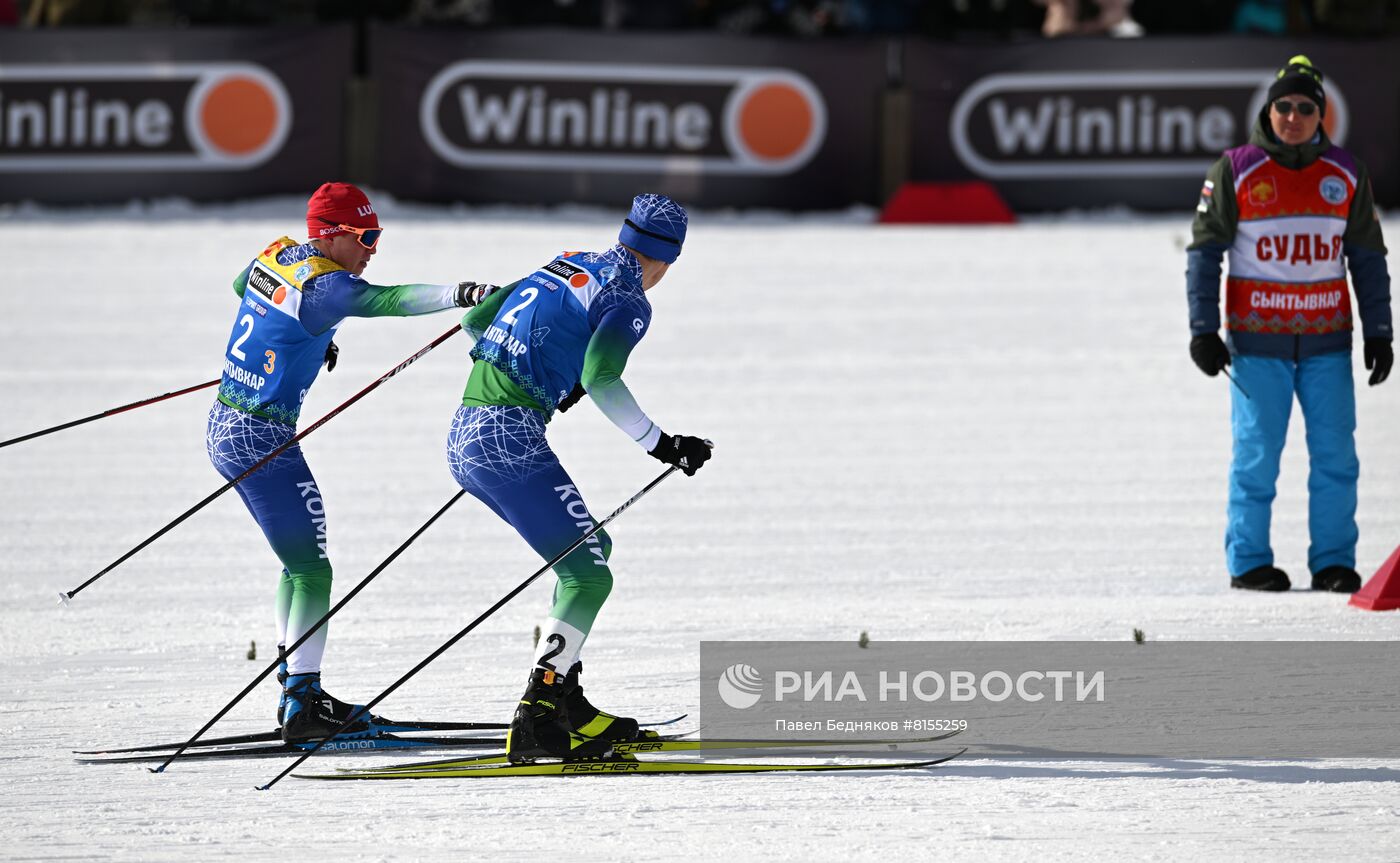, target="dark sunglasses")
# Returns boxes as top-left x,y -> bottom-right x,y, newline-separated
1272,98 -> 1318,117
318,217 -> 383,249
